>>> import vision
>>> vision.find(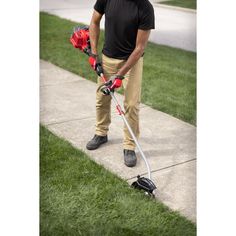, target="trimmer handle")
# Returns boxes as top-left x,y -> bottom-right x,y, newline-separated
96,63 -> 104,77
83,47 -> 91,56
